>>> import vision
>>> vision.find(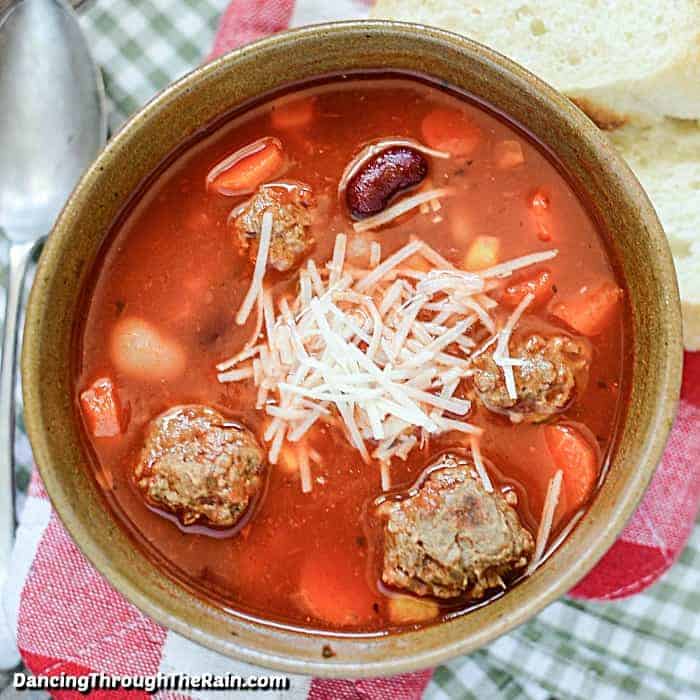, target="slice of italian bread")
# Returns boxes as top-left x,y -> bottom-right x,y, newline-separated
373,0 -> 700,349
608,119 -> 700,350
370,0 -> 700,125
